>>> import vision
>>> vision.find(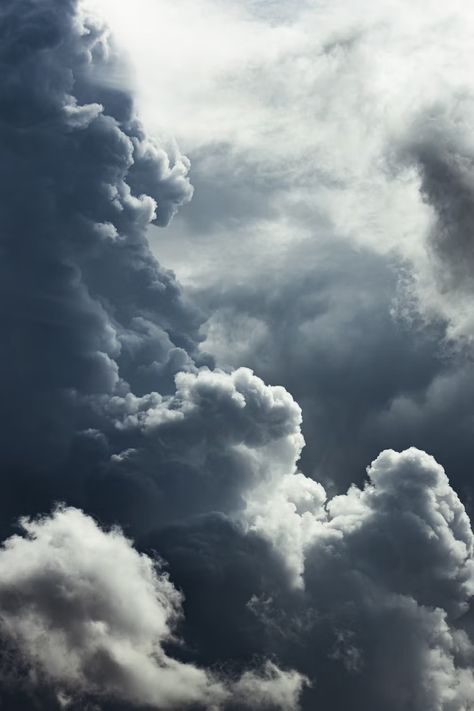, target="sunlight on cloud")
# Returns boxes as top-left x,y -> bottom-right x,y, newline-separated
3,0 -> 474,709
94,0 -> 474,341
